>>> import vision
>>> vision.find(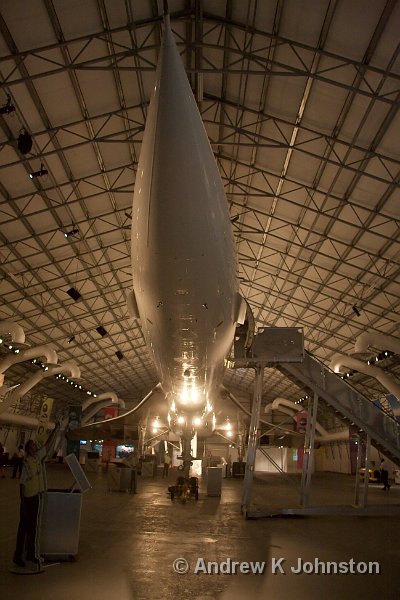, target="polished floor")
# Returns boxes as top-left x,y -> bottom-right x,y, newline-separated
0,463 -> 399,600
